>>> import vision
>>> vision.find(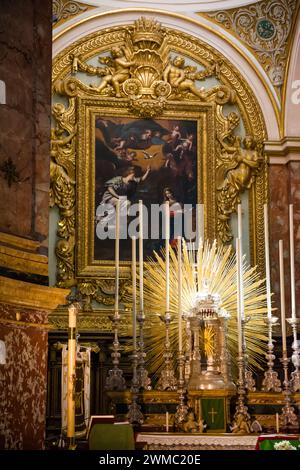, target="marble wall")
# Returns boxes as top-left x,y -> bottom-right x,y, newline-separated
0,0 -> 52,247
0,304 -> 49,449
269,162 -> 300,318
